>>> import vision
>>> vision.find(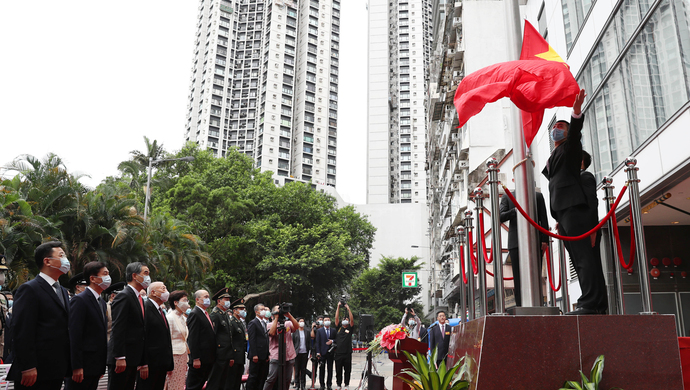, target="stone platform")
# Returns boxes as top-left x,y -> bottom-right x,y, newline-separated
446,315 -> 683,389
